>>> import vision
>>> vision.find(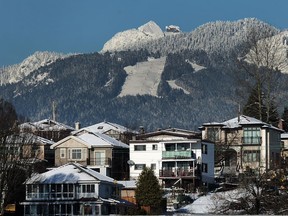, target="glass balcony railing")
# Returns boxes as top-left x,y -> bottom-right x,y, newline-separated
162,151 -> 194,159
